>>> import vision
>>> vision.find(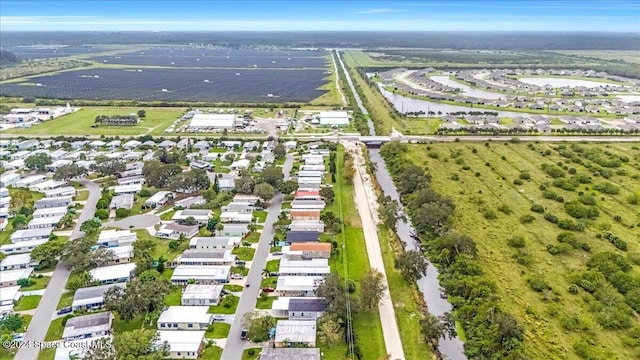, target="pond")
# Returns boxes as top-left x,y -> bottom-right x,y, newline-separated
430,75 -> 504,100
518,77 -> 622,88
